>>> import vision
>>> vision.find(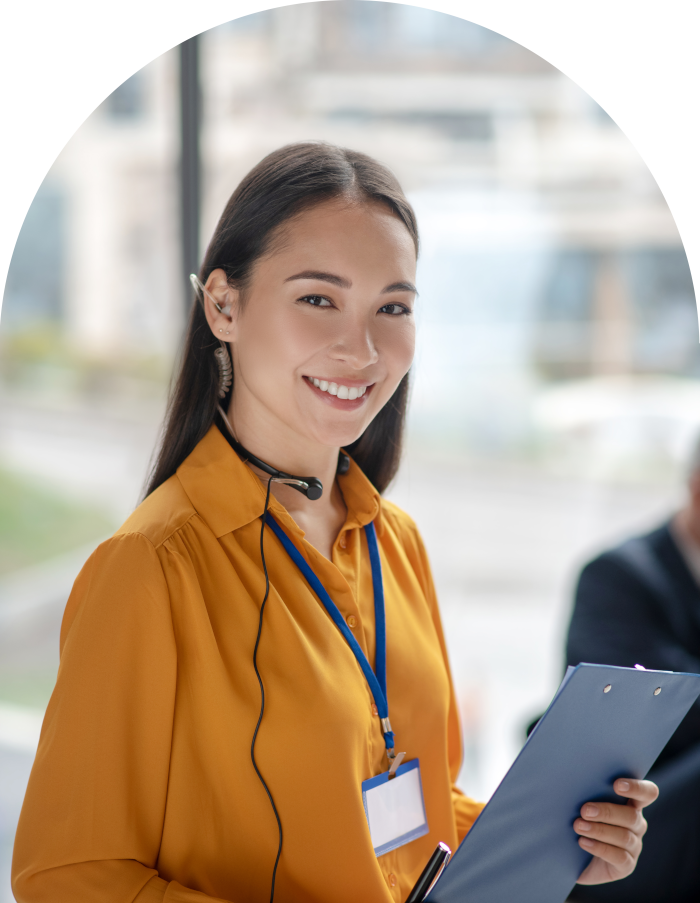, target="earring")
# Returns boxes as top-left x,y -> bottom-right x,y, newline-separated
214,346 -> 233,398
